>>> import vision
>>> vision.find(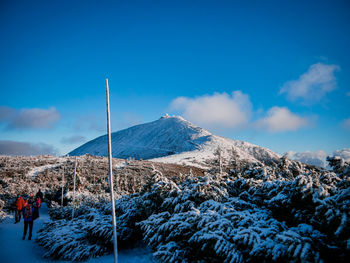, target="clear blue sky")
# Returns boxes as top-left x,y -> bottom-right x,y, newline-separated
0,0 -> 349,156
